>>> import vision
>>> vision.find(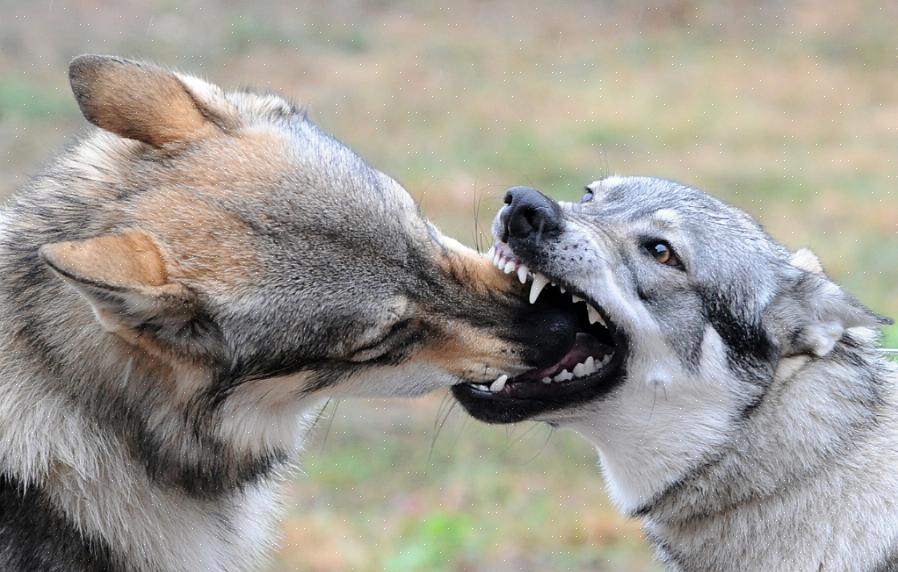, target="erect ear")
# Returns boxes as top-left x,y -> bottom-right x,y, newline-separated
68,54 -> 234,147
38,230 -> 194,335
769,250 -> 893,358
789,248 -> 823,274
